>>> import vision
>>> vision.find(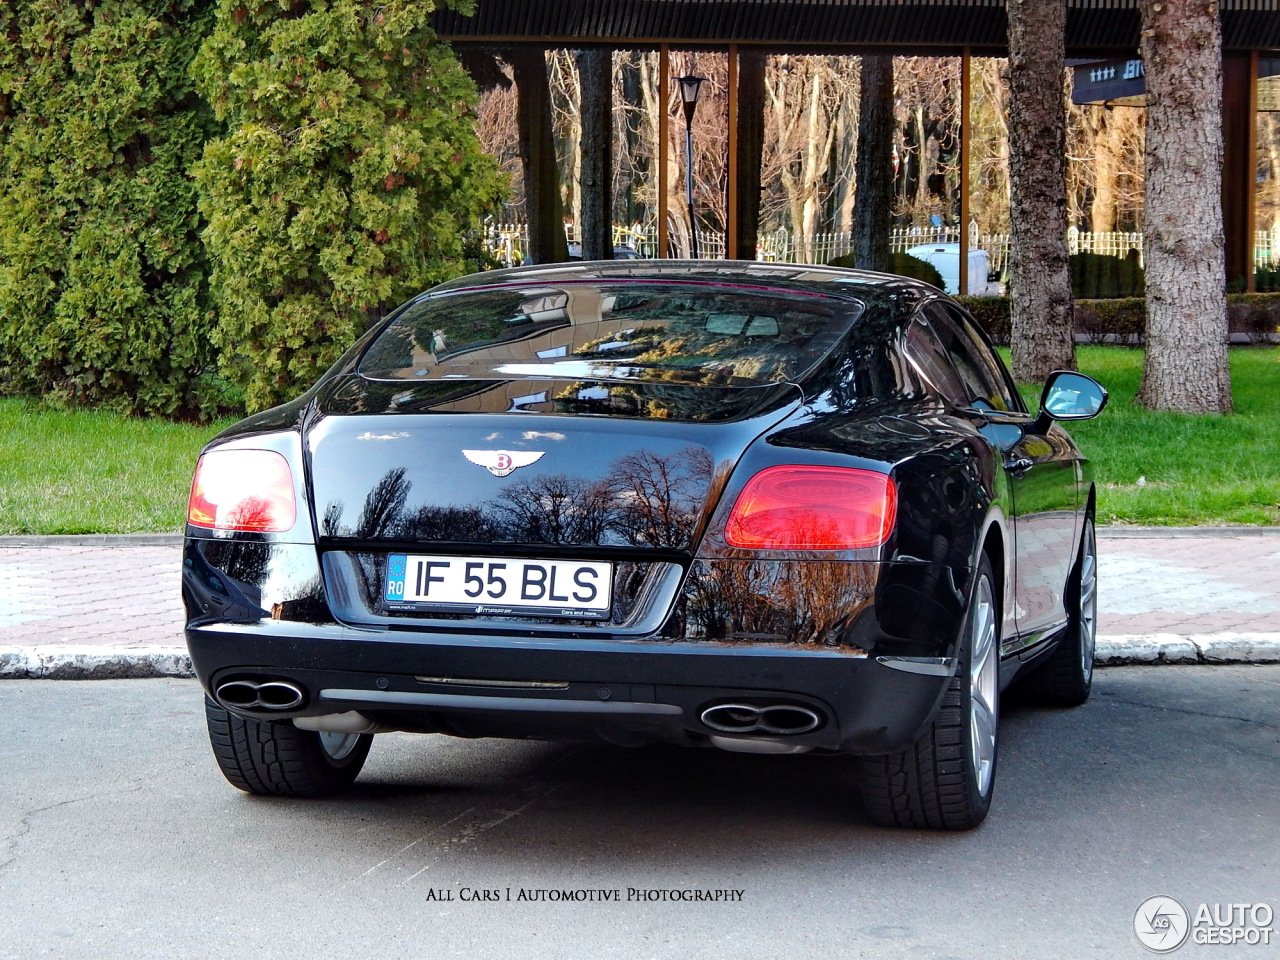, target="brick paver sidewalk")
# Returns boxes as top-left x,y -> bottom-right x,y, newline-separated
0,544 -> 183,649
1,530 -> 1277,676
